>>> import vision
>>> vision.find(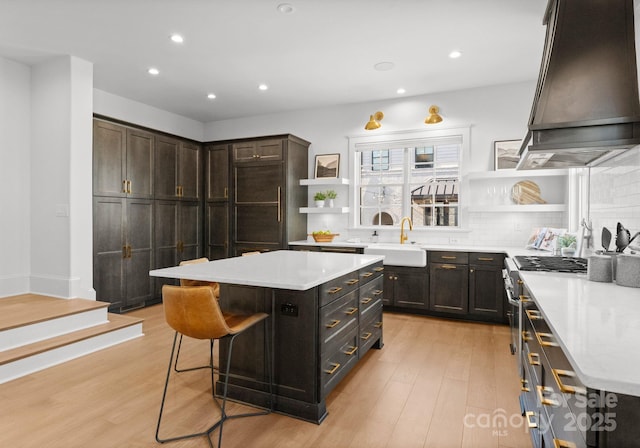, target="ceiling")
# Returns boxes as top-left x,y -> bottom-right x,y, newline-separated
0,0 -> 547,123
